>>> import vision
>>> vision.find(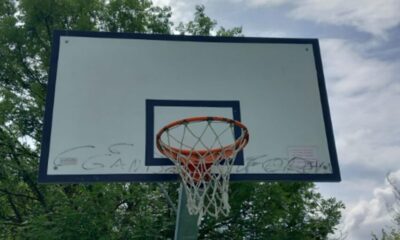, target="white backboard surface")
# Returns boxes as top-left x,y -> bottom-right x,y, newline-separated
39,31 -> 340,182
